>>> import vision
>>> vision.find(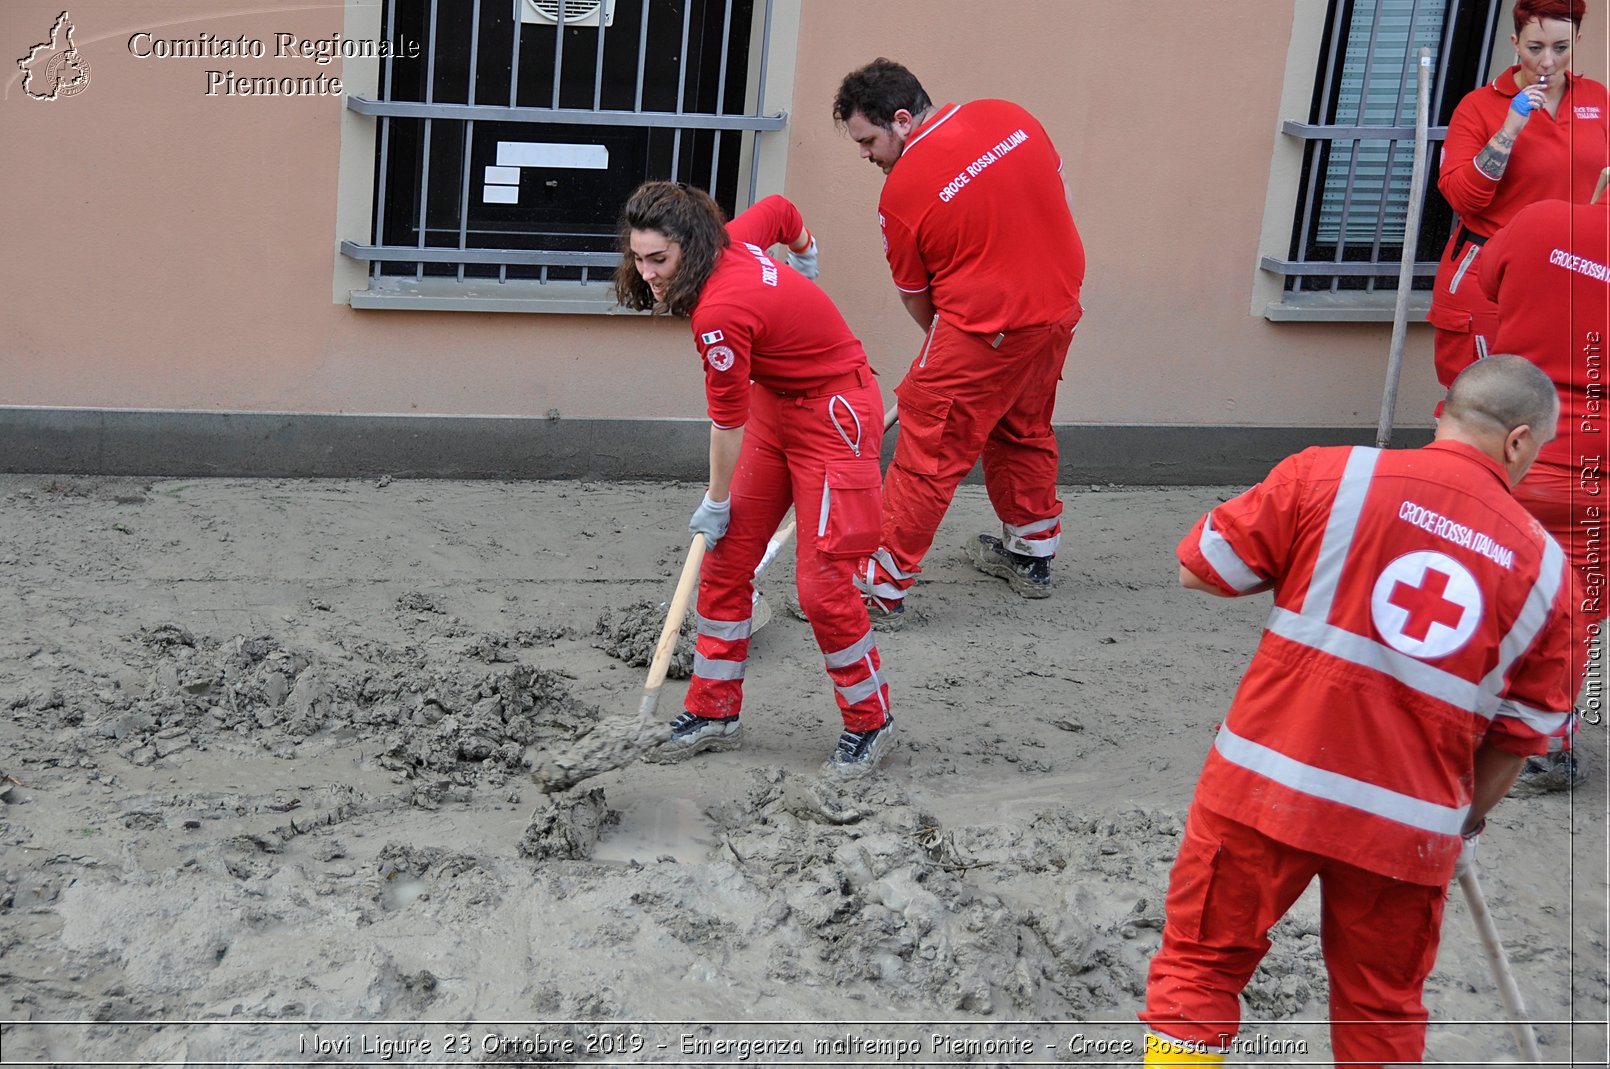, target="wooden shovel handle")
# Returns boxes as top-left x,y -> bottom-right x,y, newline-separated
1459,867 -> 1543,1062
644,534 -> 707,695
